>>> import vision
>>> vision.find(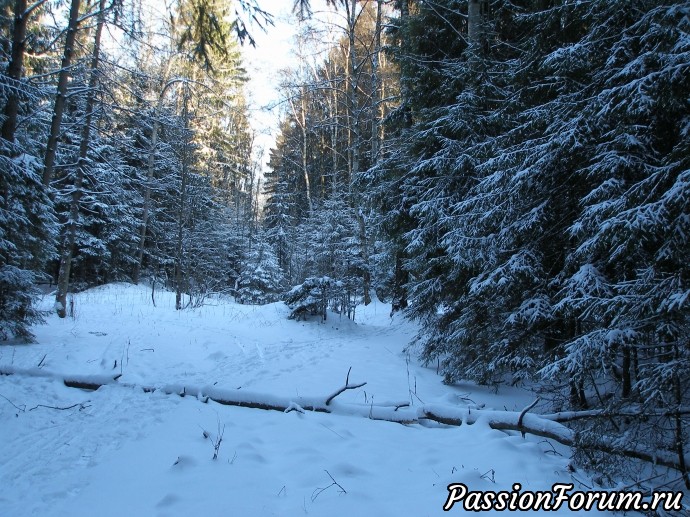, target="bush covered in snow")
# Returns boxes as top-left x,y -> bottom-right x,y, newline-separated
284,277 -> 332,321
